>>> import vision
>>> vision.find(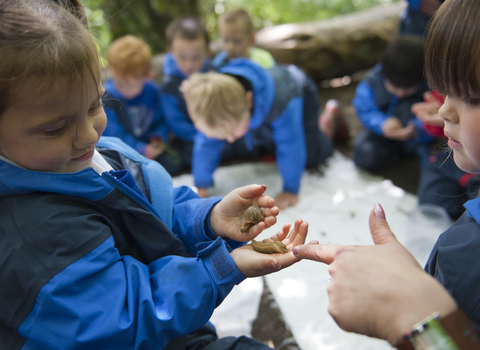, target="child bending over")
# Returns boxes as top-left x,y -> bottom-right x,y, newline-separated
182,60 -> 334,210
0,1 -> 309,349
